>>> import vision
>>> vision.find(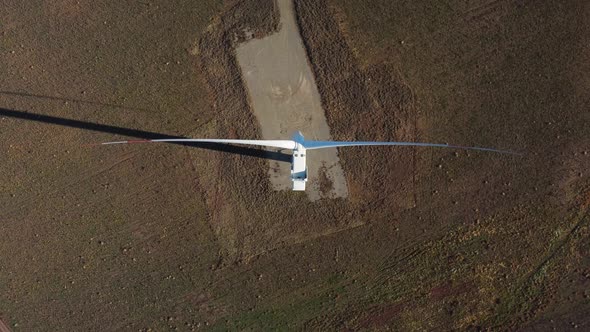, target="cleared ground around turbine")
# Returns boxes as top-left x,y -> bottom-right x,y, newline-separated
236,0 -> 348,200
